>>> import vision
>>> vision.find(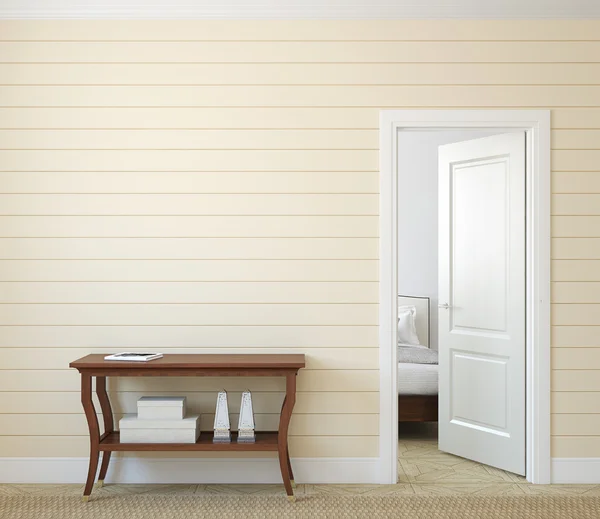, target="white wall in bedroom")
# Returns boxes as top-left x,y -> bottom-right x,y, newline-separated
396,129 -> 500,350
